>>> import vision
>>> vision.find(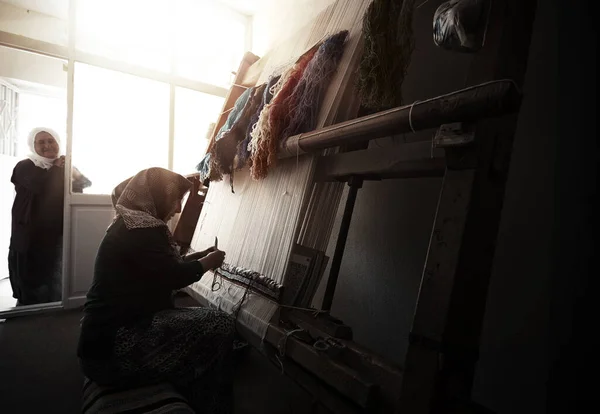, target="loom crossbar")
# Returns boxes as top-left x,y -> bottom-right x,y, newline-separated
315,141 -> 447,182
279,80 -> 521,157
